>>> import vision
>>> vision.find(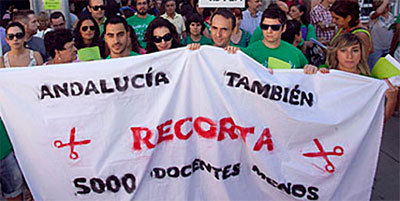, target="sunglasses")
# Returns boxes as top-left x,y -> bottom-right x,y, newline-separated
260,24 -> 283,31
91,5 -> 105,11
153,33 -> 172,43
82,26 -> 95,32
7,32 -> 24,40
